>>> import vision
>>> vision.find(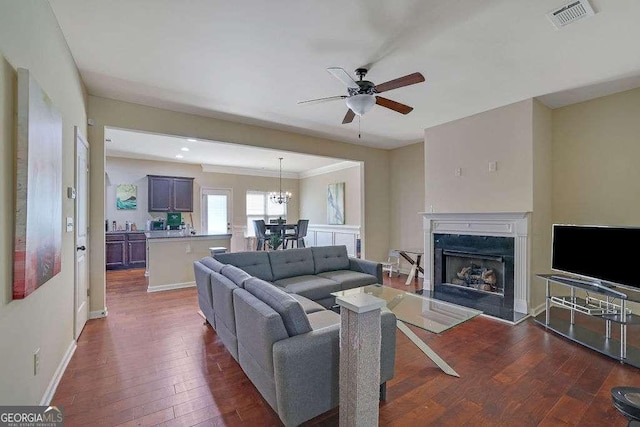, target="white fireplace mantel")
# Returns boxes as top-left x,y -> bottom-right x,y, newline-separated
421,212 -> 531,316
